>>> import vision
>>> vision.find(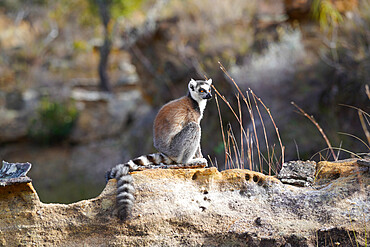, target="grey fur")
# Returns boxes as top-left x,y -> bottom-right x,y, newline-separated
106,165 -> 135,220
167,122 -> 200,163
106,79 -> 212,221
